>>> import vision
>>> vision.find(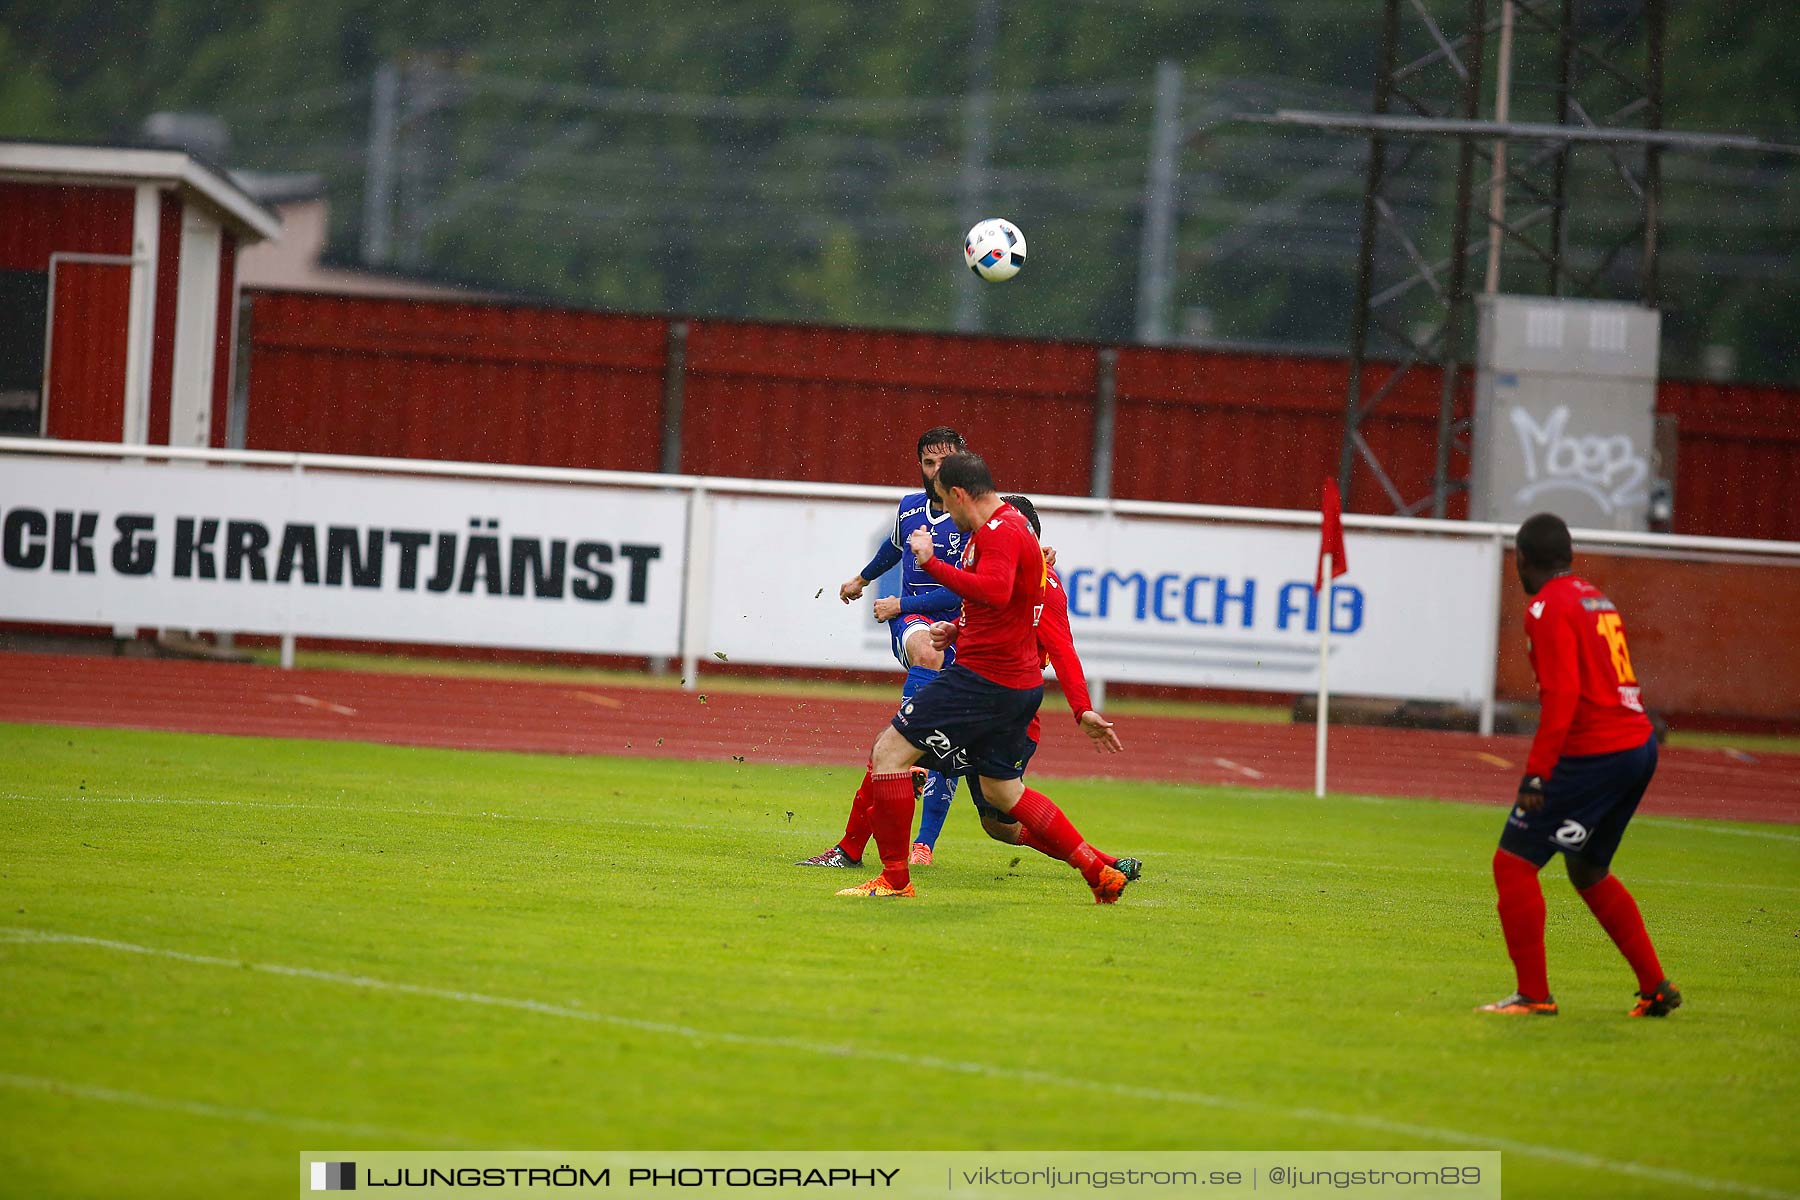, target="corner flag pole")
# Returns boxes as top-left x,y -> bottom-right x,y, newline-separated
1314,478 -> 1348,799
1314,550 -> 1331,799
